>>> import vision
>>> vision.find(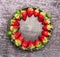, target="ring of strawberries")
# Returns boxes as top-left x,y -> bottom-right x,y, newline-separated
7,7 -> 53,51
